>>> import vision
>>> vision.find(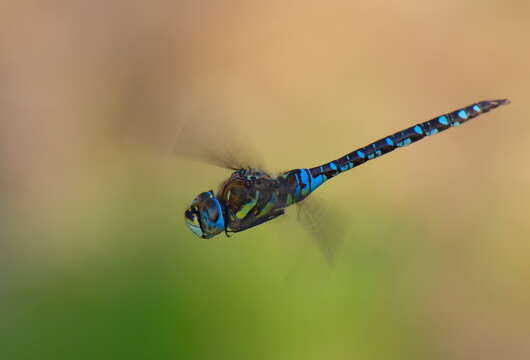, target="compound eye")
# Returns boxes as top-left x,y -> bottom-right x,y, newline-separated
204,199 -> 220,223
